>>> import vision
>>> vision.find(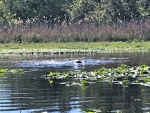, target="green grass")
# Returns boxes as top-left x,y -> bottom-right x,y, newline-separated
0,42 -> 150,54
